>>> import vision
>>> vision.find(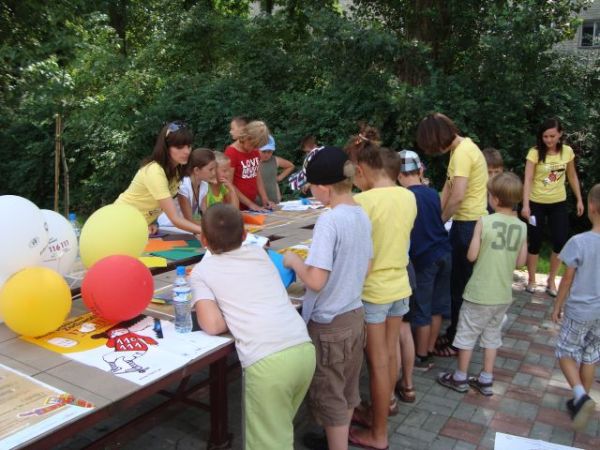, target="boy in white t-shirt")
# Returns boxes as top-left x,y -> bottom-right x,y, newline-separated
190,204 -> 315,450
